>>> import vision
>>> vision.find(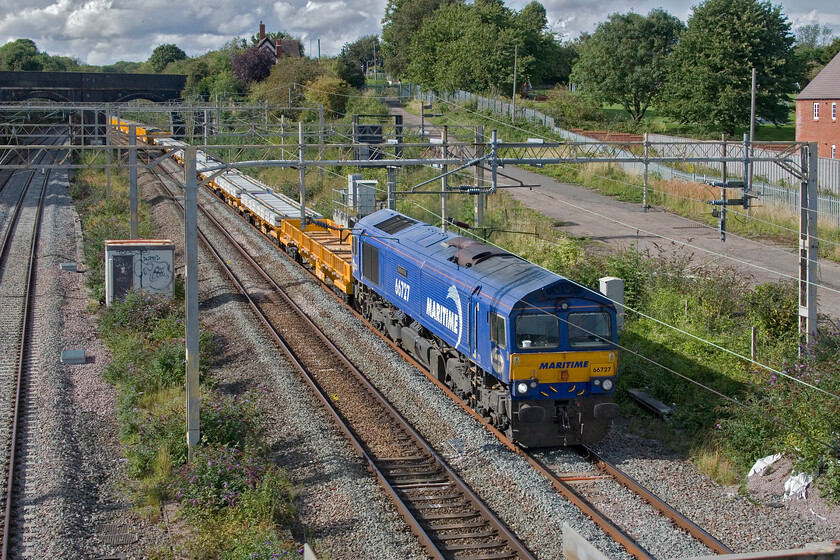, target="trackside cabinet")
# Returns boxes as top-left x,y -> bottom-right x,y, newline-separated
105,239 -> 175,305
